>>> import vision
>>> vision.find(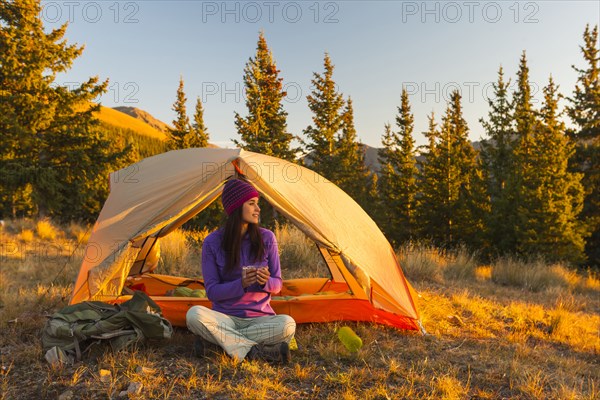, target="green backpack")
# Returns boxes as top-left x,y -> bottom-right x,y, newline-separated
42,291 -> 173,364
